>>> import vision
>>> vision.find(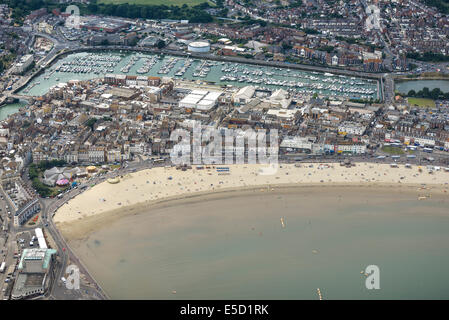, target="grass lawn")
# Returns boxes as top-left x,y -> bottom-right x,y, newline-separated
381,146 -> 405,155
98,0 -> 212,6
407,97 -> 436,108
